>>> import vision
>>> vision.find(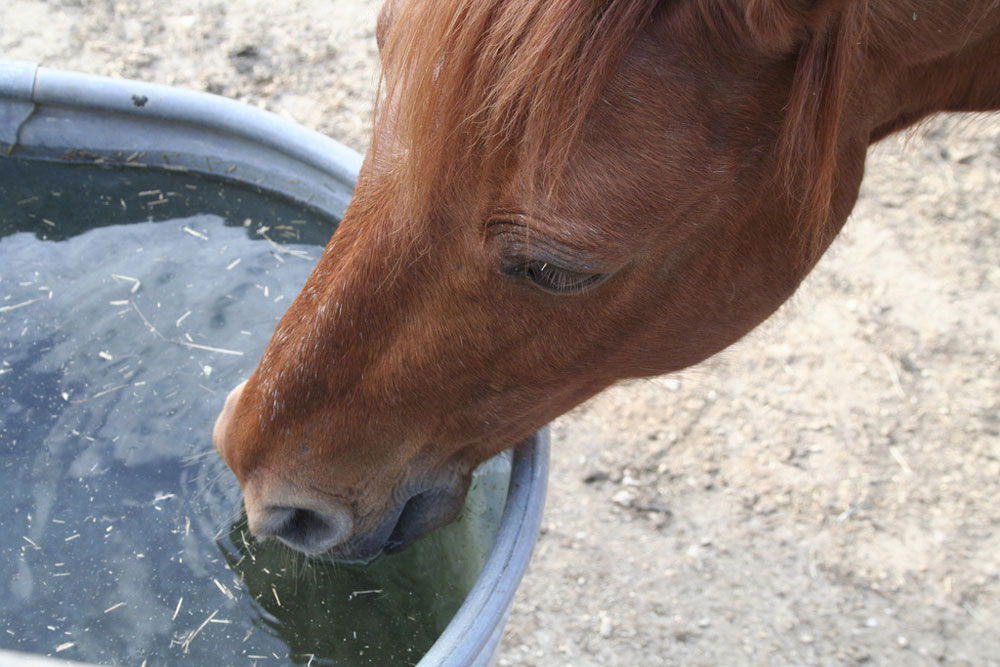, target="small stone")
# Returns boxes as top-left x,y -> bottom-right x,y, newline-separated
612,489 -> 635,508
598,612 -> 613,638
